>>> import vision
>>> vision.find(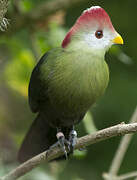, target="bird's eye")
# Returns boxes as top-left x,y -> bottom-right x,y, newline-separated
95,30 -> 103,39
